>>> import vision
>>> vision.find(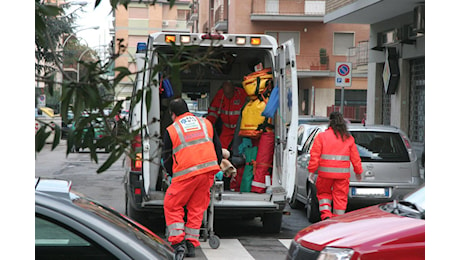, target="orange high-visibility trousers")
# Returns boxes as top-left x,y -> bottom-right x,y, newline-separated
164,172 -> 214,247
315,176 -> 349,220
